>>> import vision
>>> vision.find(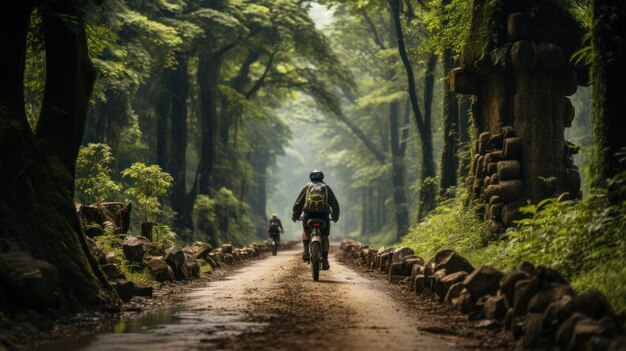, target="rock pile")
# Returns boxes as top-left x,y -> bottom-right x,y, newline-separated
86,235 -> 274,303
340,240 -> 625,350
